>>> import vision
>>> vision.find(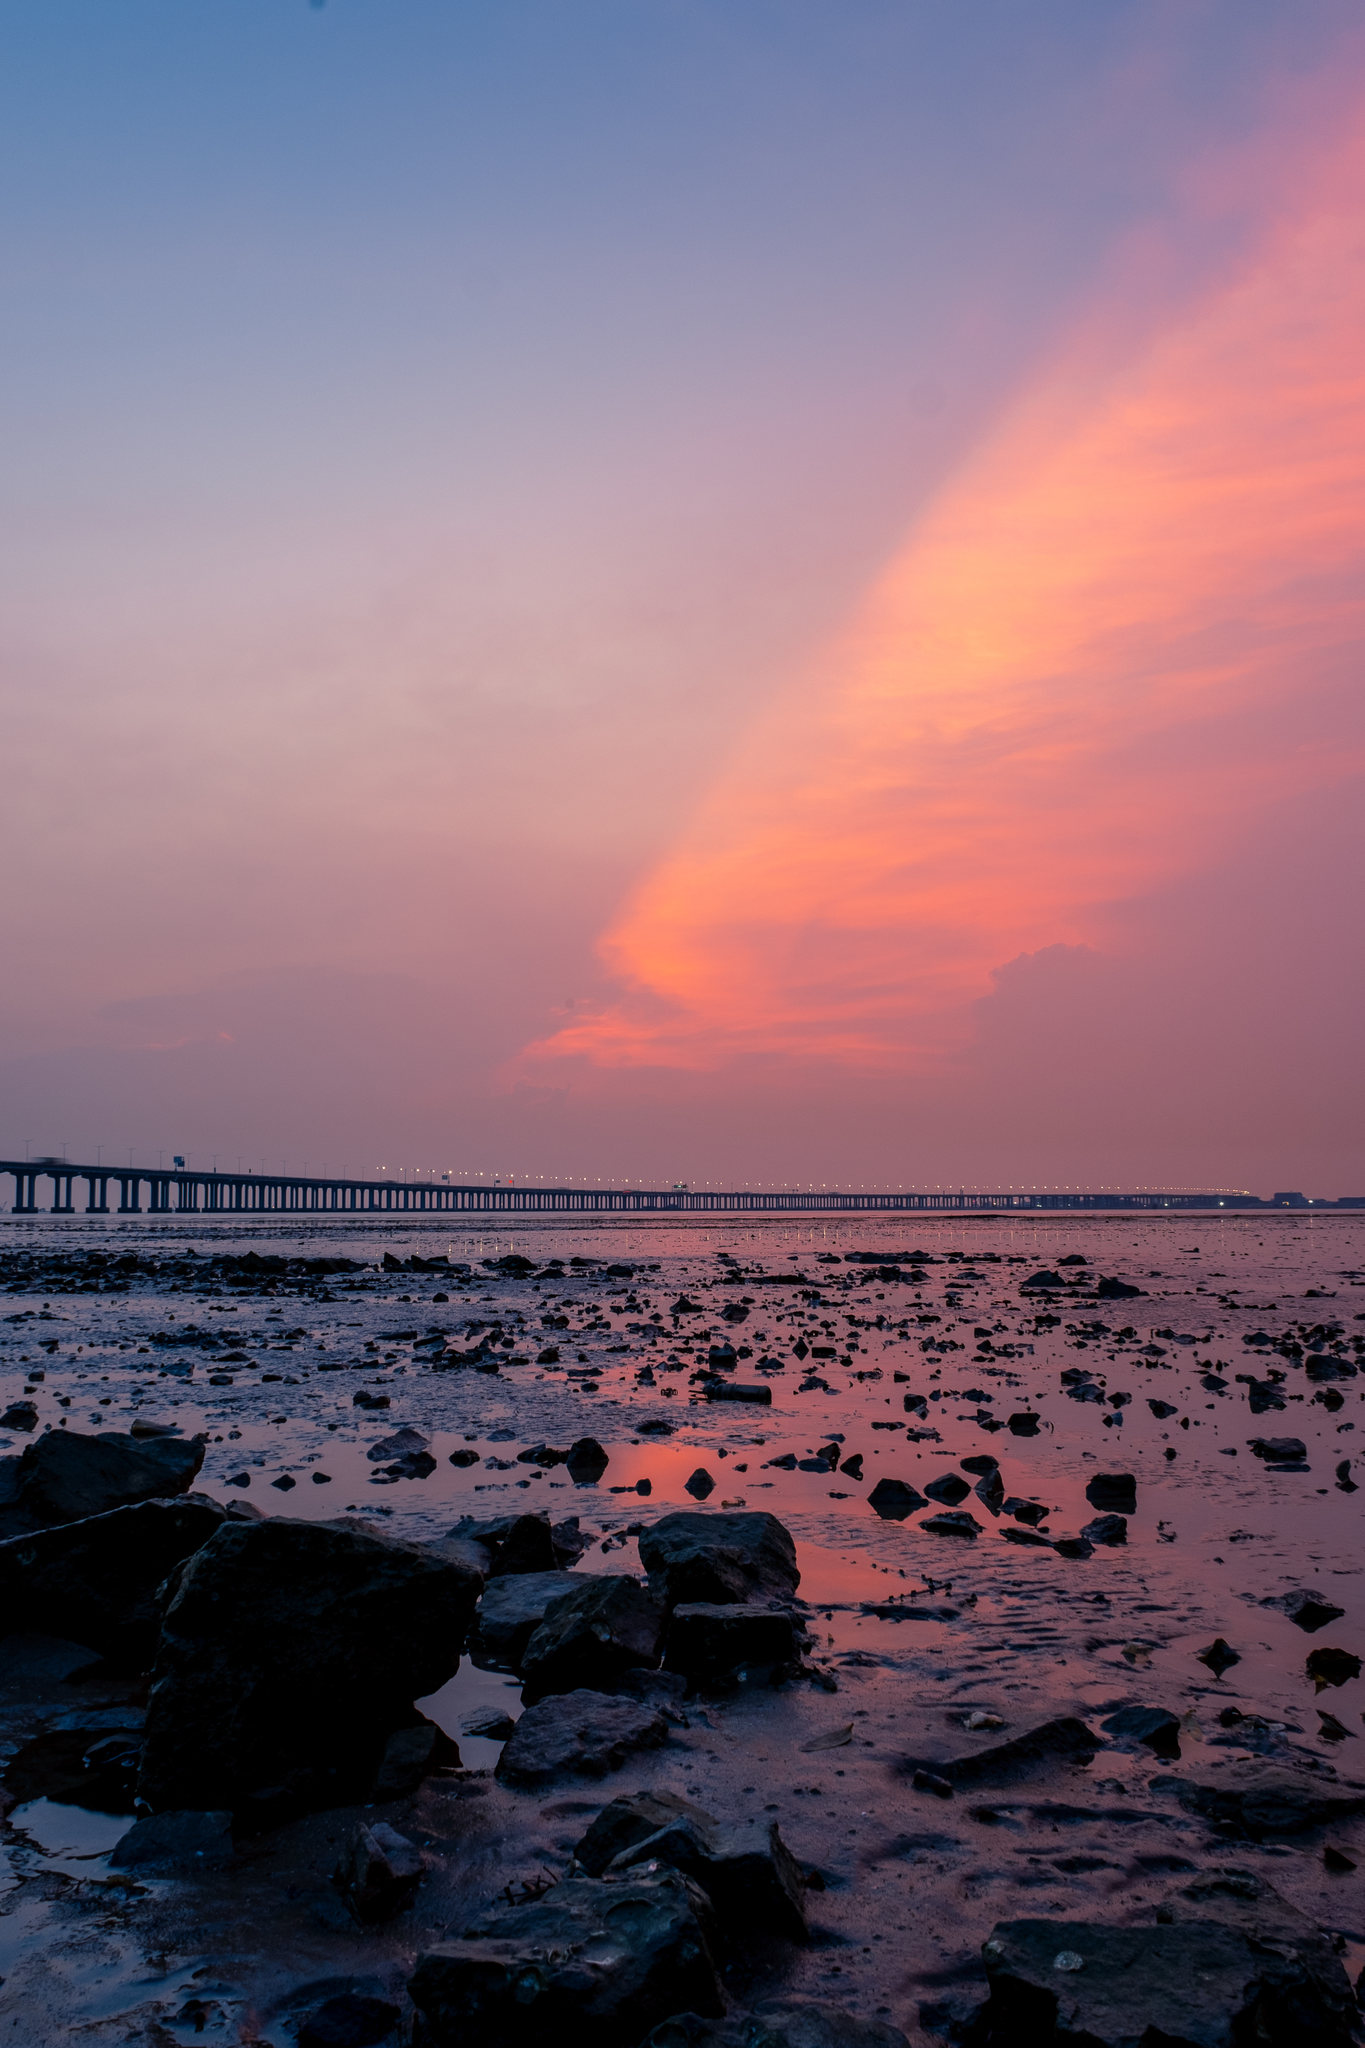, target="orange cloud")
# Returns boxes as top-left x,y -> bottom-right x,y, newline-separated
527,108 -> 1365,1074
